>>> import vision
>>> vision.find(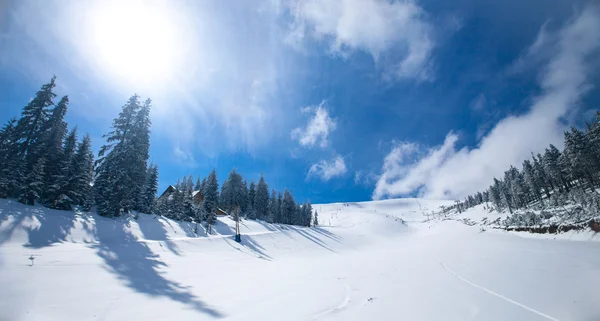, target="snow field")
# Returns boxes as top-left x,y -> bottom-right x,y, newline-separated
1,198 -> 599,321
